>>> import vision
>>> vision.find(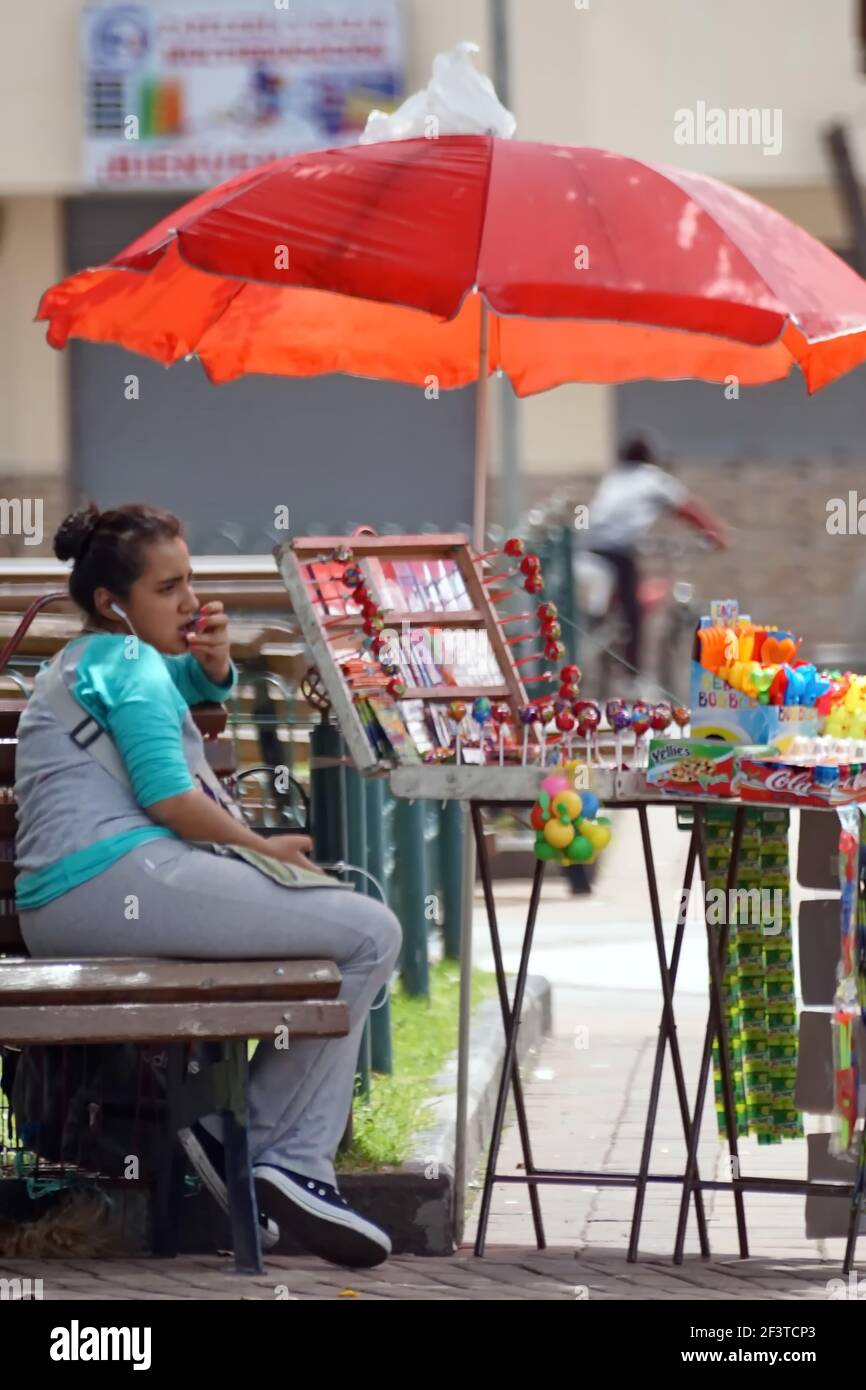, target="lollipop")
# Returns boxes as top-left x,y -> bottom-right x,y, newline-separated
524,573 -> 545,595
537,602 -> 558,621
560,664 -> 582,686
472,696 -> 493,763
333,544 -> 354,564
504,537 -> 525,557
387,676 -> 407,699
536,700 -> 555,764
491,702 -> 511,766
630,706 -> 652,768
573,699 -> 600,765
672,705 -> 691,735
559,681 -> 580,703
545,639 -> 566,662
519,554 -> 542,575
448,699 -> 467,764
609,703 -> 632,770
519,704 -> 540,765
542,619 -> 563,640
649,702 -> 673,734
342,564 -> 364,591
555,708 -> 576,762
